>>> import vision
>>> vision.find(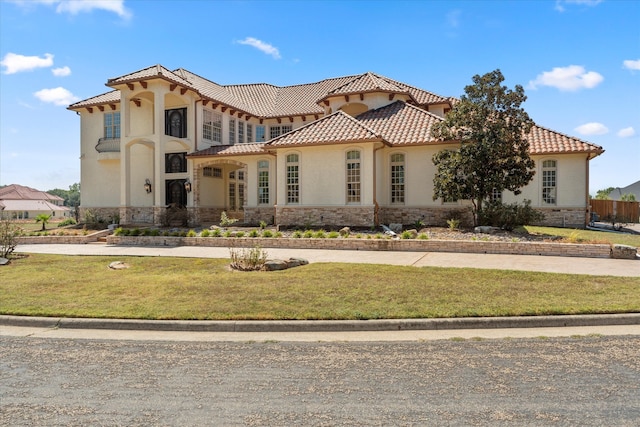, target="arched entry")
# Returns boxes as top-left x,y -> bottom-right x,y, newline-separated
166,179 -> 187,207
